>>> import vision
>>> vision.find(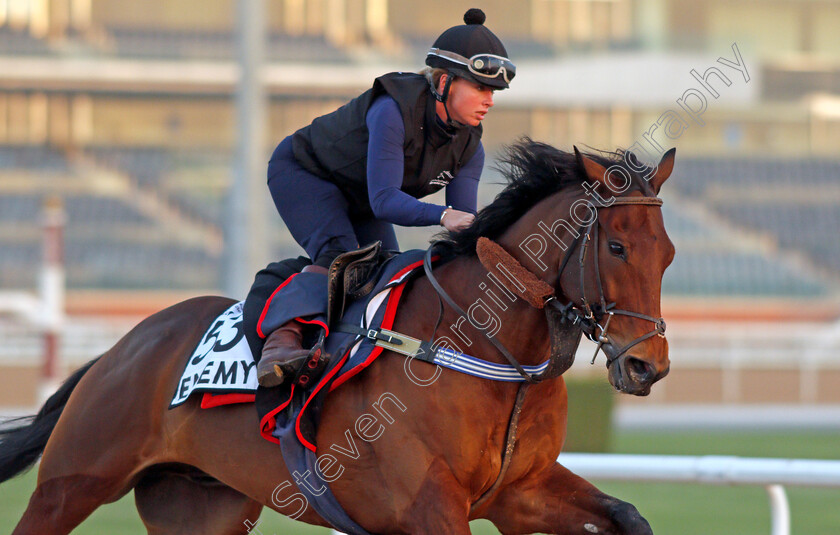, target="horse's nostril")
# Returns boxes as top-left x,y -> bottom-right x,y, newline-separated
626,357 -> 653,381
